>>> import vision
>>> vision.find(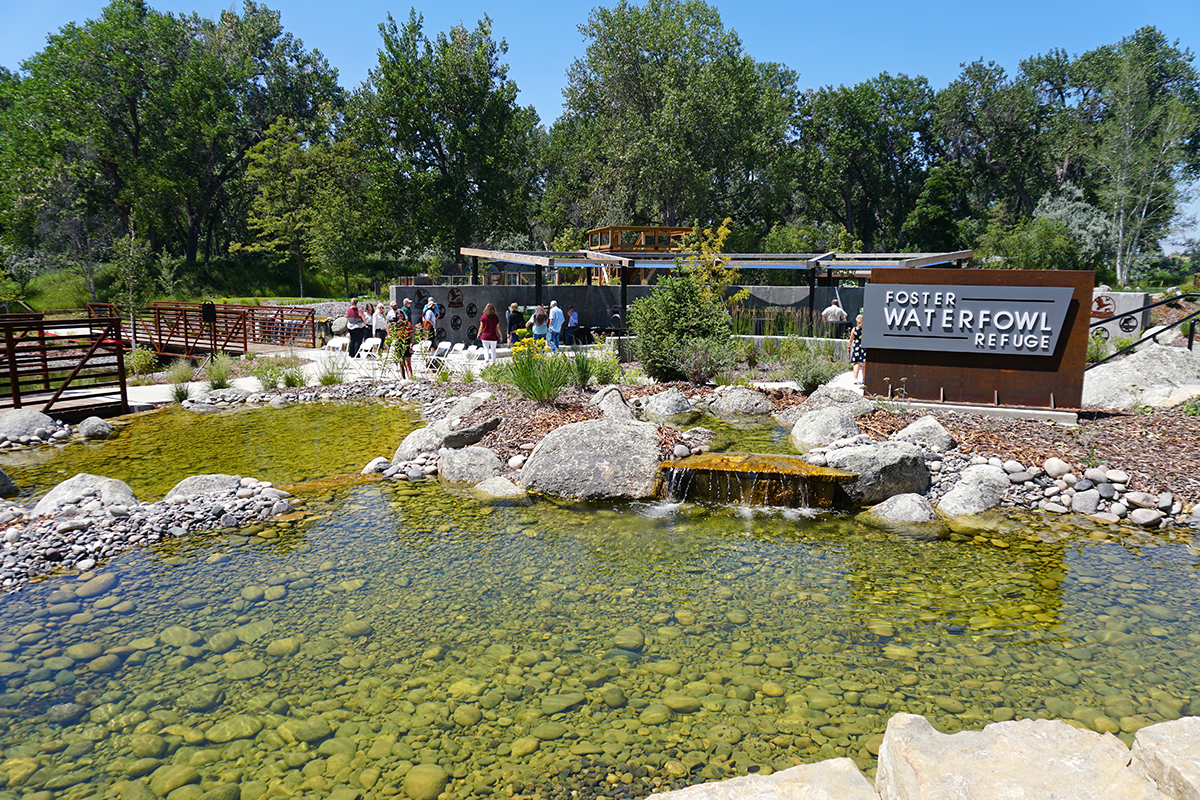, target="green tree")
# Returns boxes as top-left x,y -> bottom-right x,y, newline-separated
677,218 -> 748,308
628,273 -> 730,381
307,139 -> 380,297
555,0 -> 797,229
111,232 -> 156,346
355,10 -> 539,260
